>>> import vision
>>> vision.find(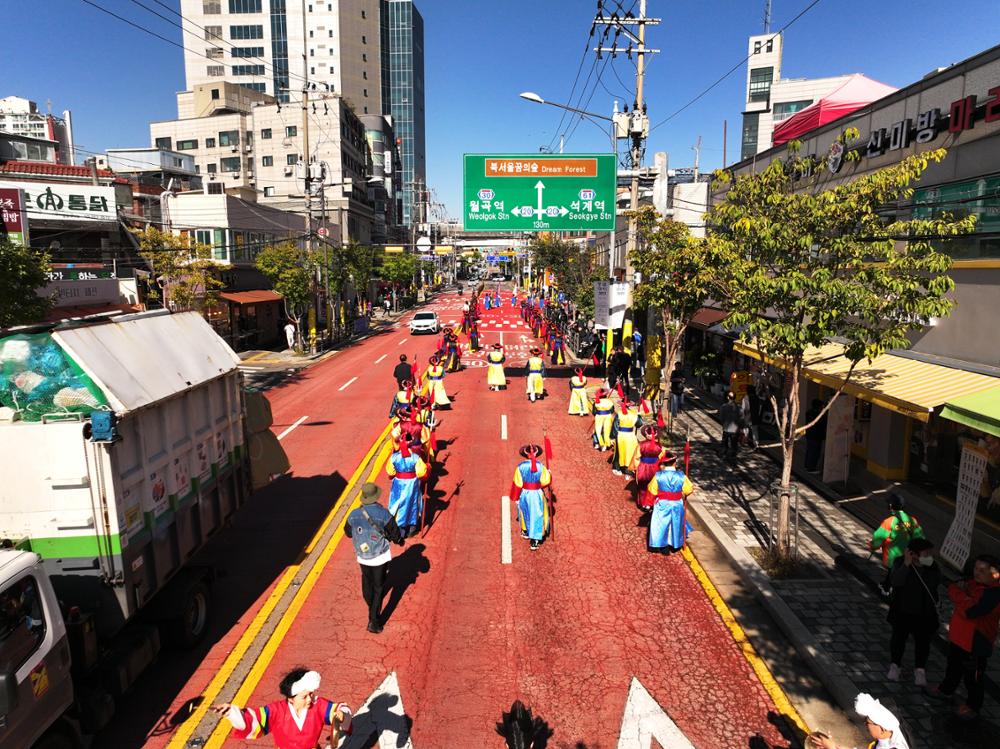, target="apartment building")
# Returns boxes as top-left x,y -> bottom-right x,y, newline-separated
0,96 -> 75,165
